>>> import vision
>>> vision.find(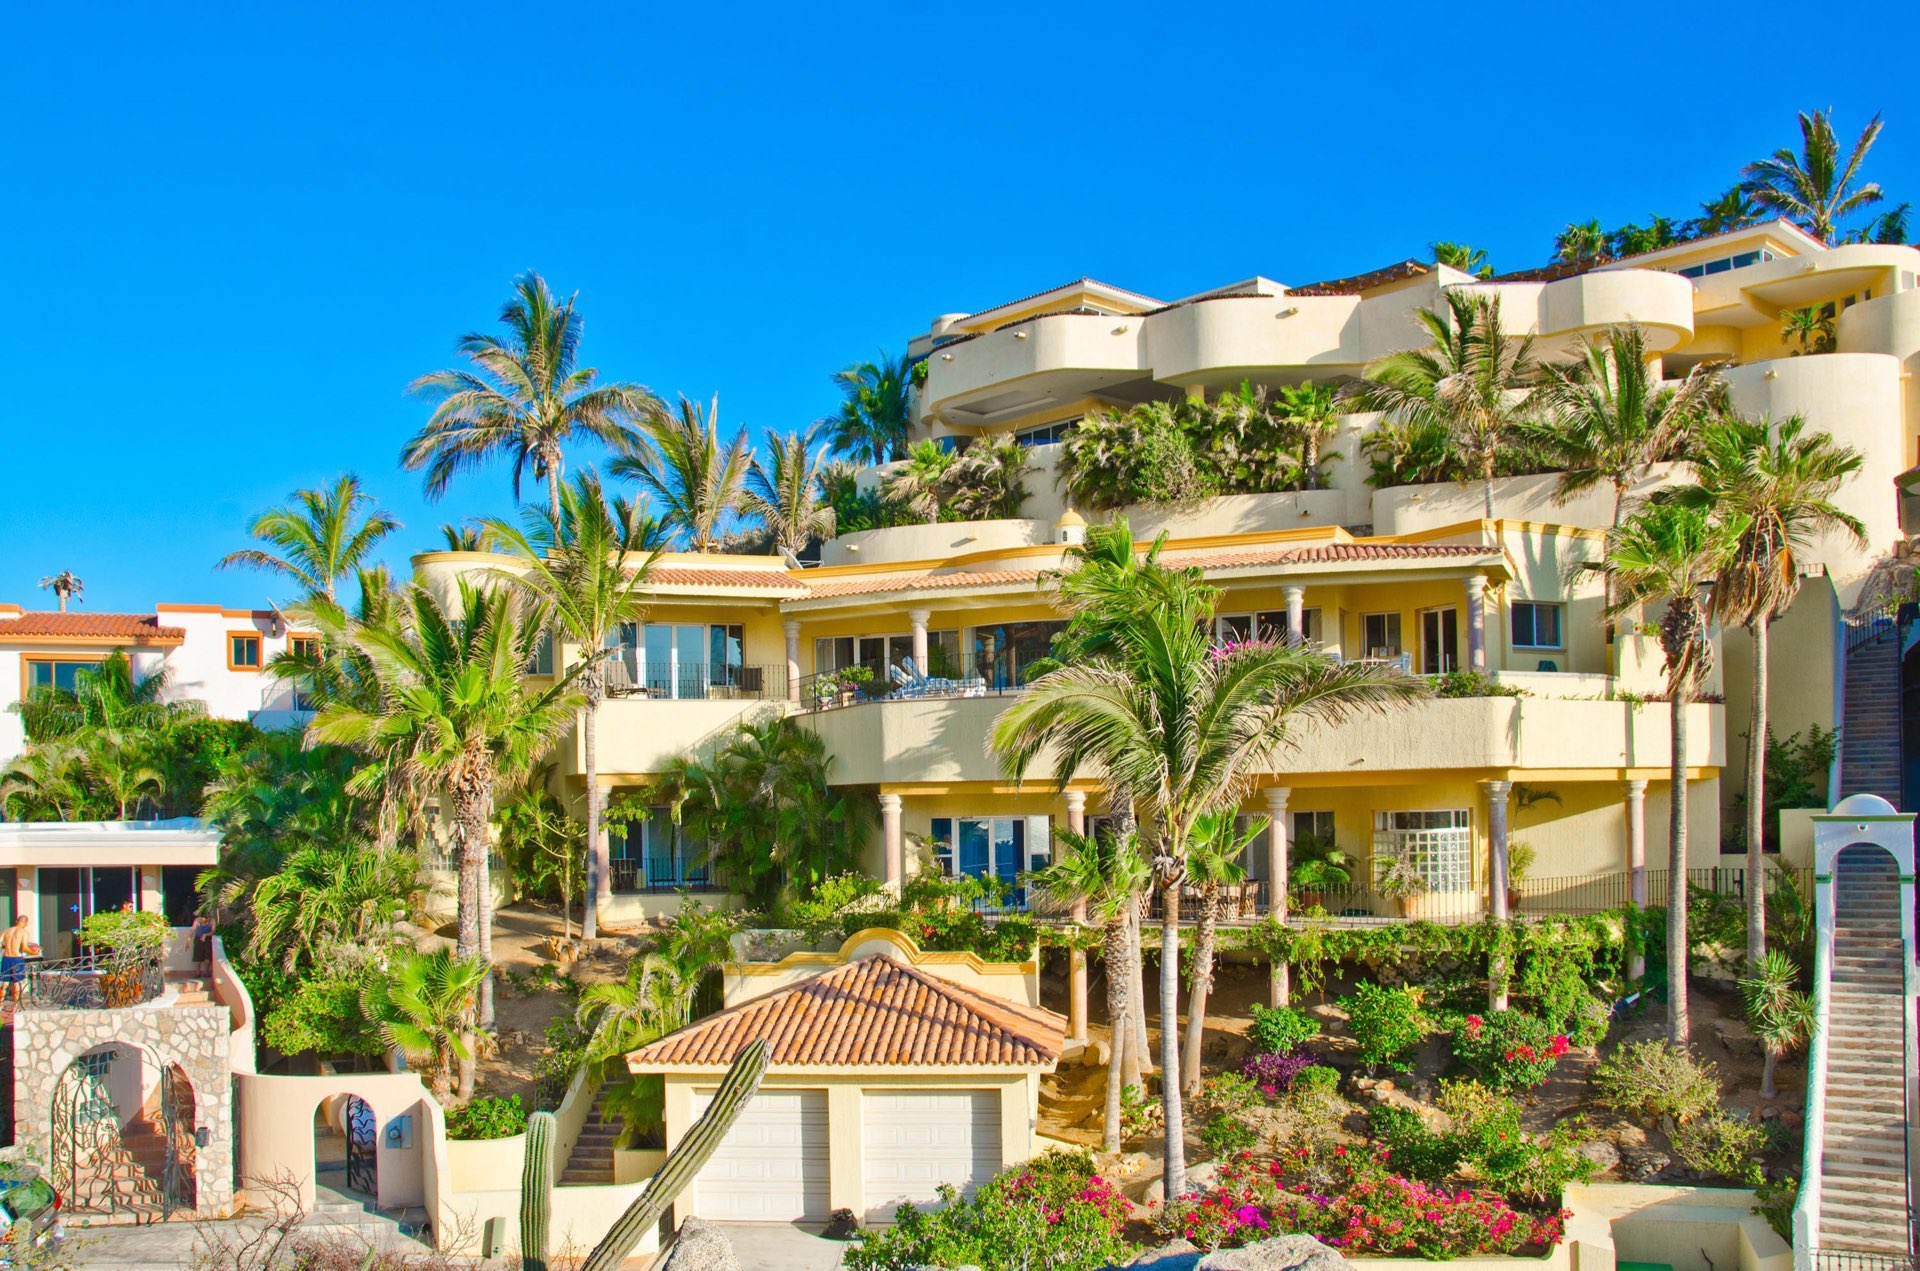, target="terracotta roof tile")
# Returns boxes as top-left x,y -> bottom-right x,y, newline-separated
624,955 -> 1067,1069
0,612 -> 186,643
646,566 -> 808,593
1286,259 -> 1431,297
803,569 -> 1041,599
